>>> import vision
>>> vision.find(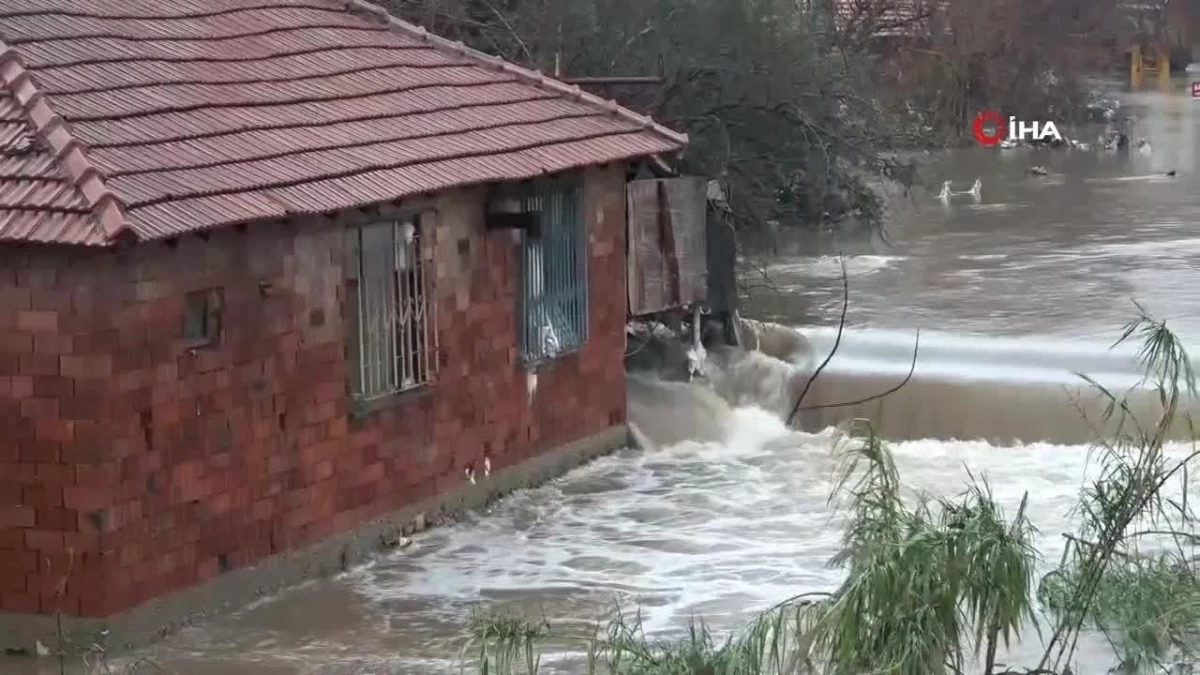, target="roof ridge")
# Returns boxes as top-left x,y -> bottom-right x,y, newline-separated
0,40 -> 129,242
341,0 -> 689,149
